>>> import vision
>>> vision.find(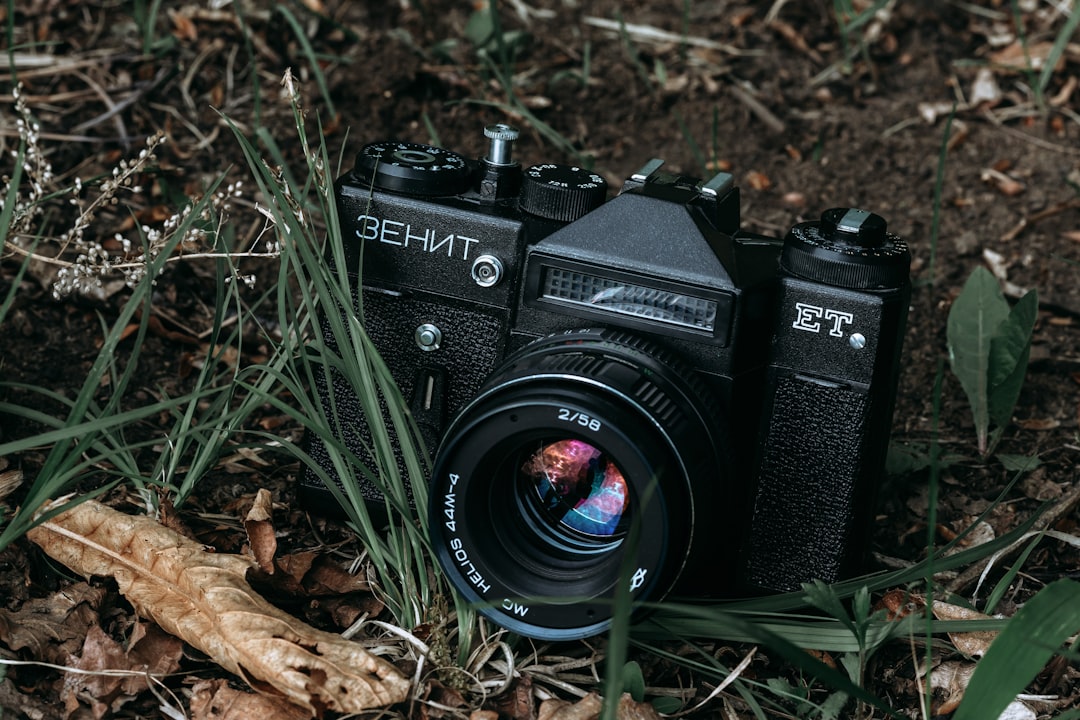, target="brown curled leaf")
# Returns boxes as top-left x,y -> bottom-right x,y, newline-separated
189,679 -> 311,720
244,488 -> 278,574
26,499 -> 410,717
